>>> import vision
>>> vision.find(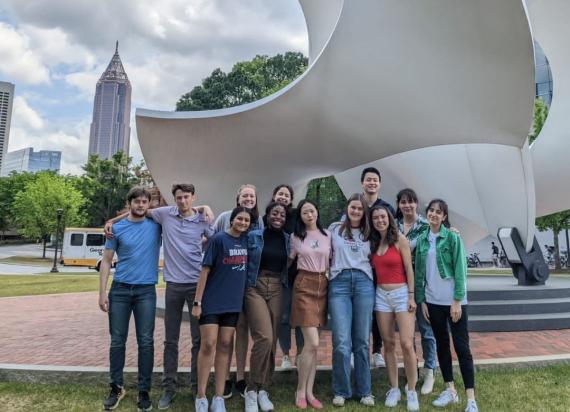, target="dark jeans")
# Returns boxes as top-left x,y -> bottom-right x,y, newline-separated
371,313 -> 383,353
278,282 -> 304,354
163,282 -> 201,391
427,303 -> 475,390
108,282 -> 156,392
